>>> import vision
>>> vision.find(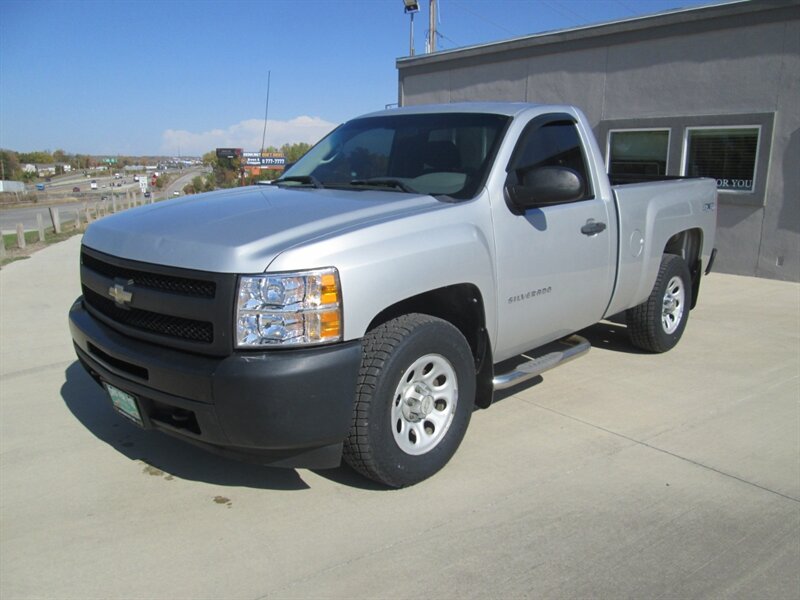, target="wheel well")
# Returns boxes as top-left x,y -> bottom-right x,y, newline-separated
367,284 -> 494,408
664,228 -> 703,309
